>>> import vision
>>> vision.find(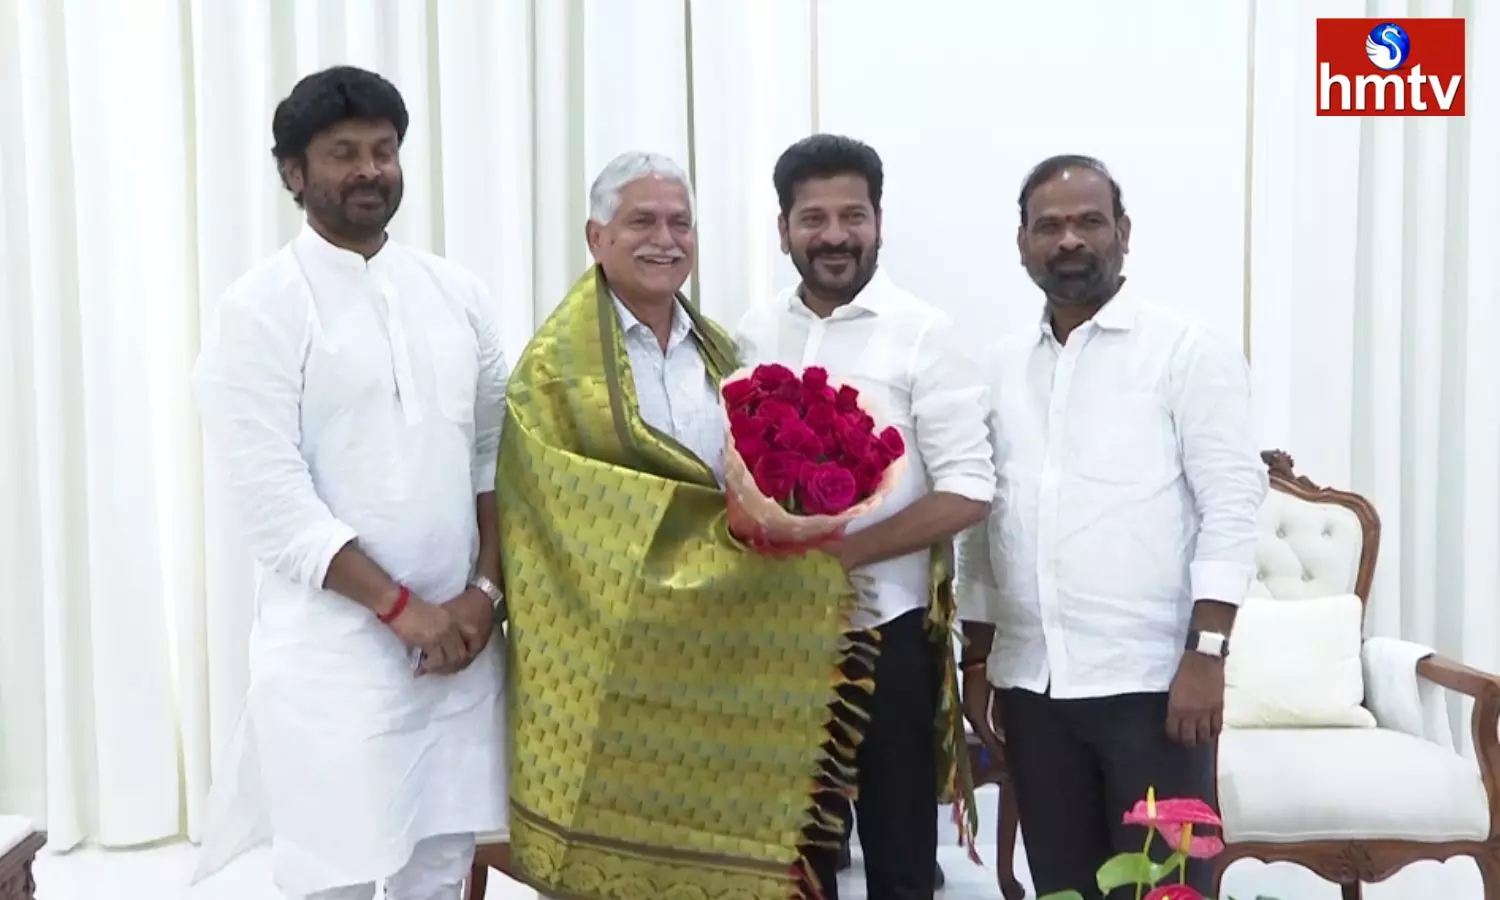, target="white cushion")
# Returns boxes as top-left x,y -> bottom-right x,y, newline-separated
1224,594 -> 1377,729
0,815 -> 36,857
1219,727 -> 1490,842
